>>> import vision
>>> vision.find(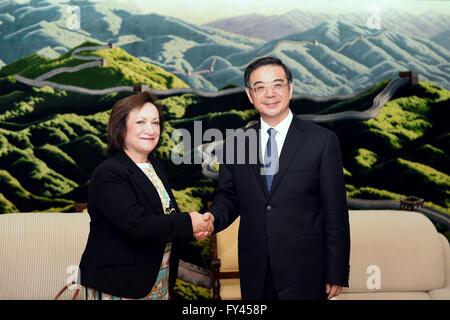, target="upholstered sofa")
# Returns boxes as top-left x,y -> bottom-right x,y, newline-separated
211,210 -> 450,300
